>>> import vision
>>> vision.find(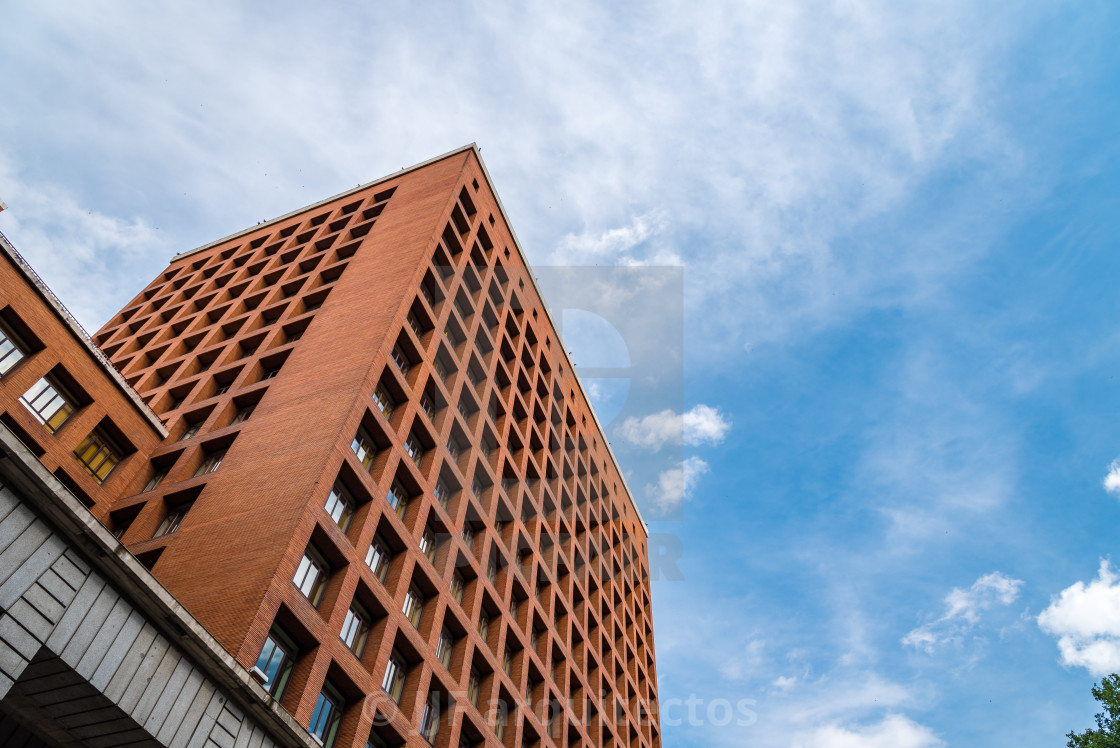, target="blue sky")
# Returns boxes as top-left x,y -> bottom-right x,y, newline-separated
4,1 -> 1120,745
